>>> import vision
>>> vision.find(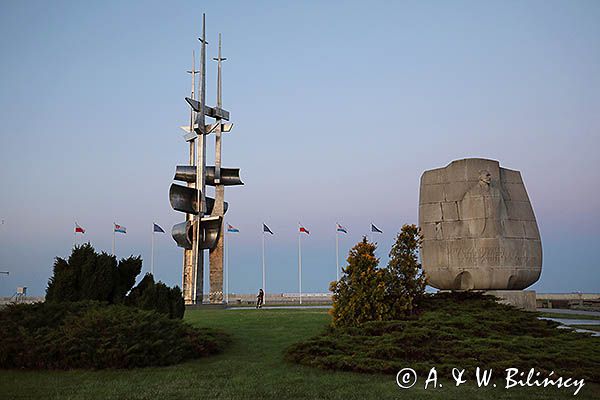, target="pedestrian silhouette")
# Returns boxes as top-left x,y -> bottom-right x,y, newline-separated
256,288 -> 264,309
